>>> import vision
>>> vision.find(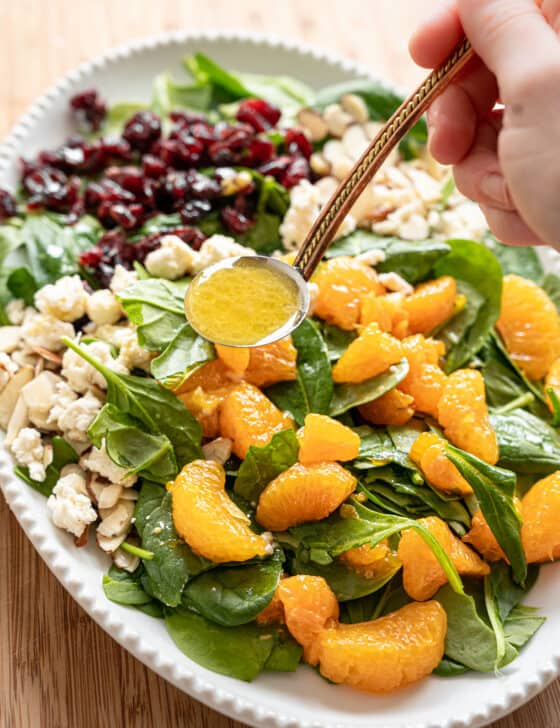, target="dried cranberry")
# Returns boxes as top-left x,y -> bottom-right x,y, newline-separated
0,188 -> 17,220
244,137 -> 275,166
70,89 -> 107,132
170,111 -> 207,128
179,199 -> 212,223
84,179 -> 135,210
23,167 -> 80,212
236,98 -> 281,132
258,155 -> 292,180
172,226 -> 206,250
142,154 -> 167,179
189,122 -> 215,147
285,128 -> 312,159
174,131 -> 205,168
281,157 -> 311,188
221,206 -> 254,234
188,172 -> 221,200
100,136 -> 133,163
161,171 -> 191,205
108,203 -> 144,230
79,246 -> 104,268
122,111 -> 162,152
